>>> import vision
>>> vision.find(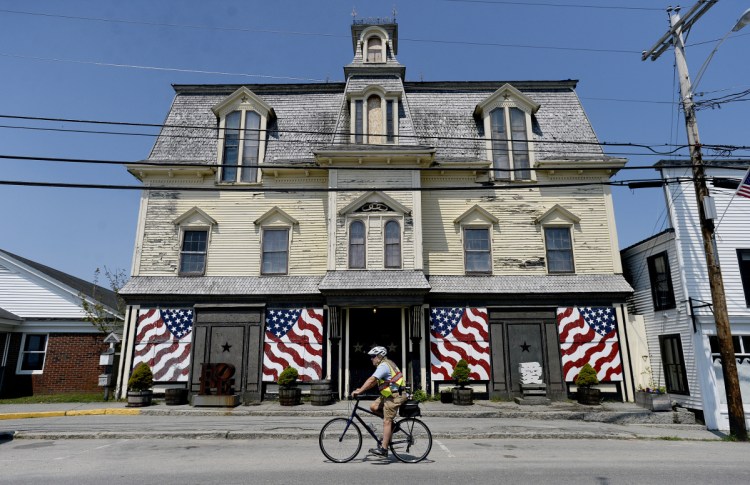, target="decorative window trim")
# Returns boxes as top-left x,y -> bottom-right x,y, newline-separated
360,26 -> 389,64
16,333 -> 48,375
475,84 -> 539,182
348,219 -> 367,269
384,219 -> 402,269
260,227 -> 291,275
173,207 -> 216,276
212,87 -> 274,184
543,225 -> 576,274
462,225 -> 493,275
349,86 -> 400,145
454,204 -> 499,226
339,190 -> 410,217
